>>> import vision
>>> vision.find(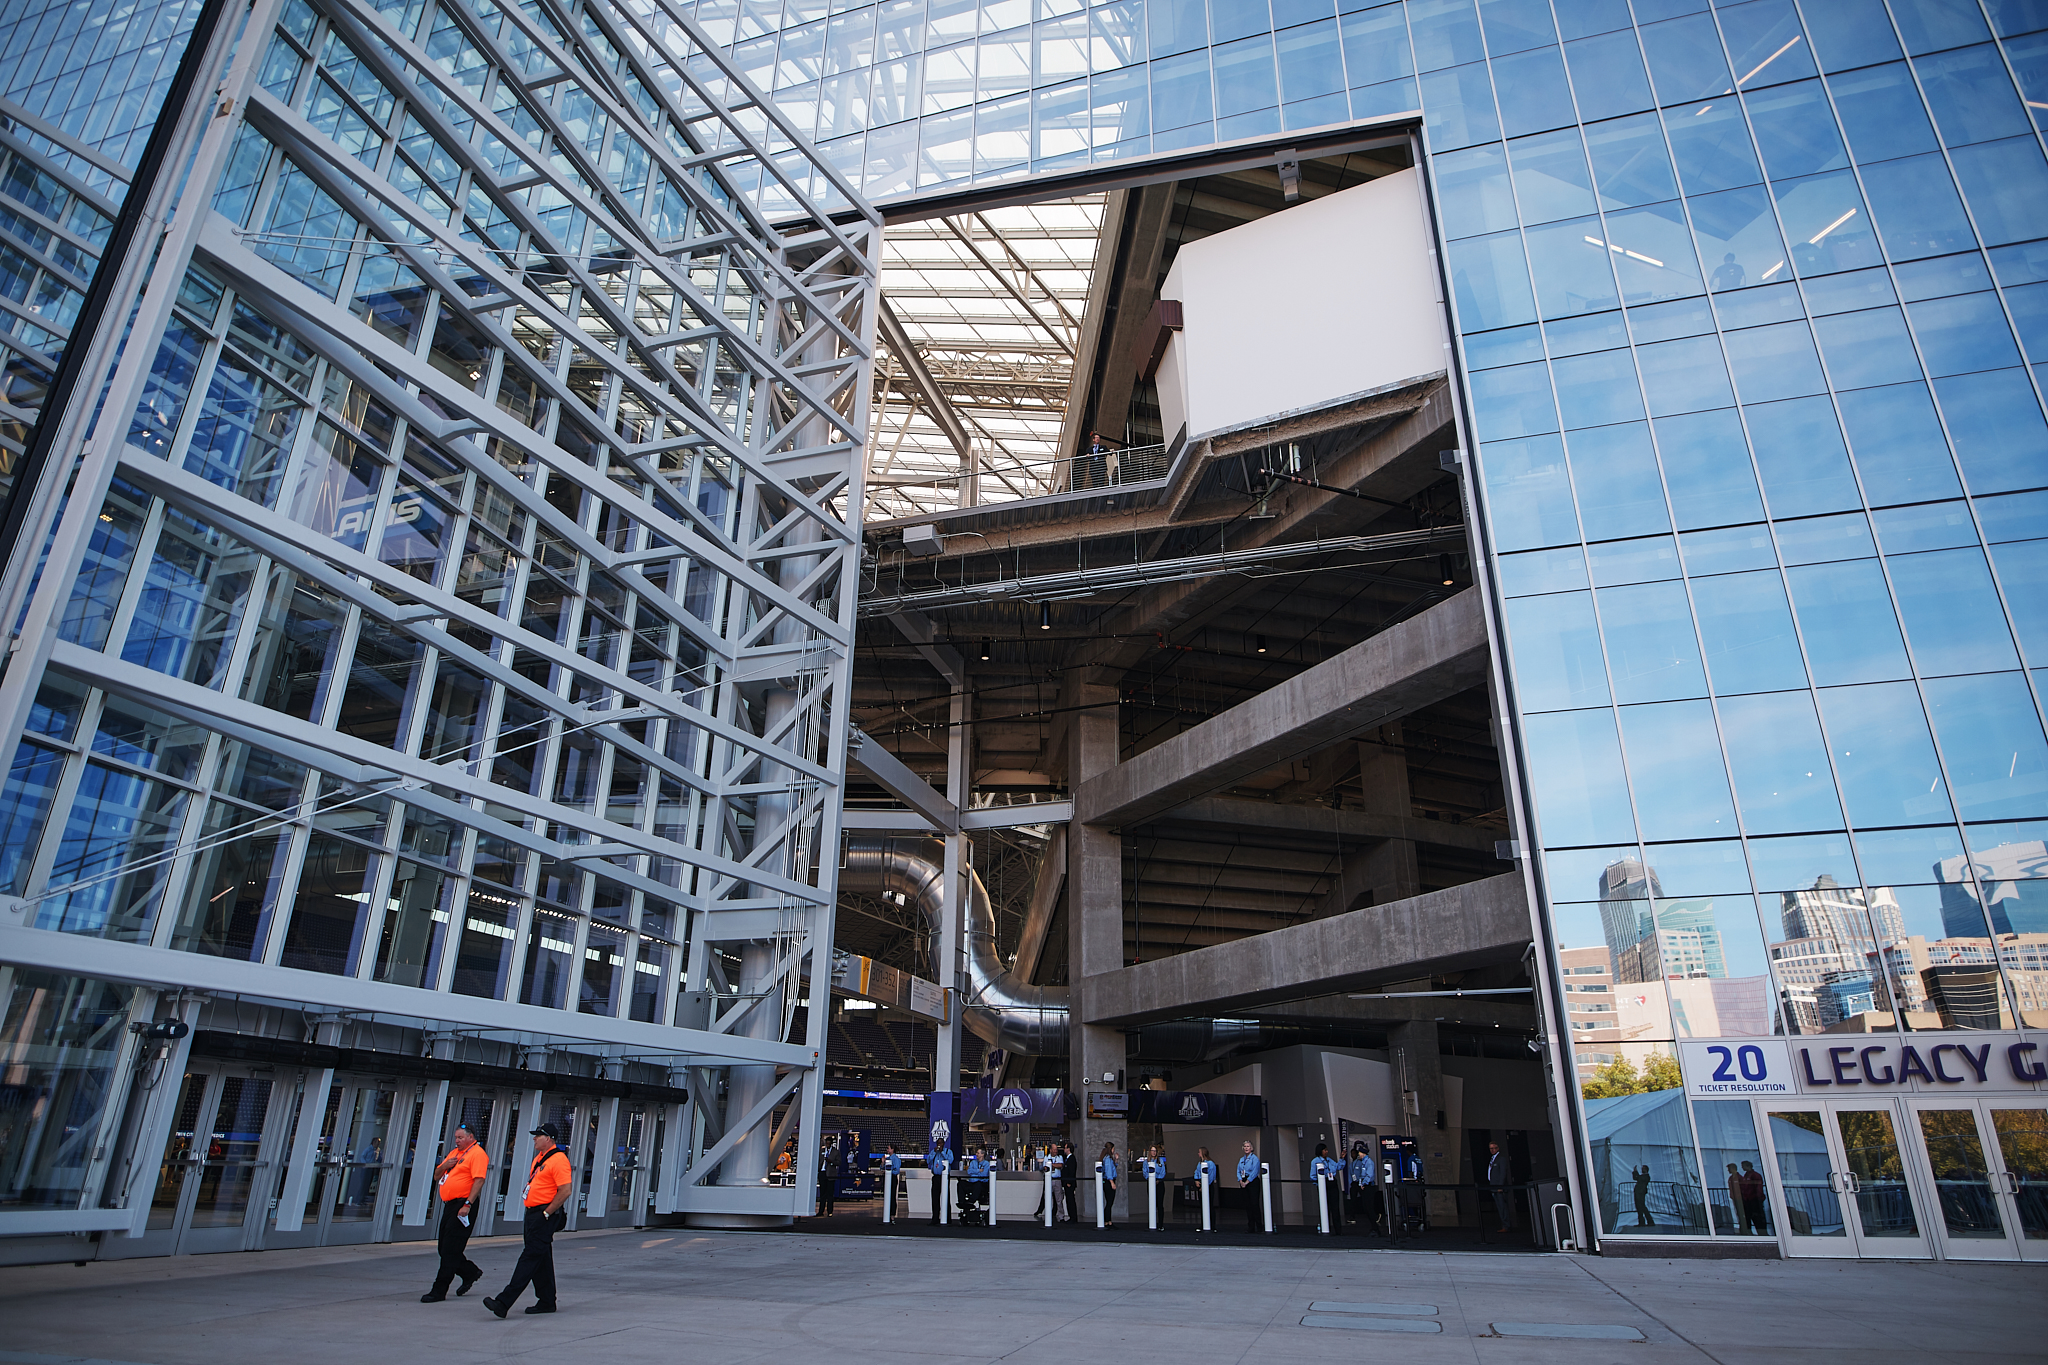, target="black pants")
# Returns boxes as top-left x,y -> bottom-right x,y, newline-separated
1101,1181 -> 1116,1224
930,1171 -> 944,1224
430,1199 -> 481,1294
1246,1185 -> 1263,1231
1060,1178 -> 1078,1223
1490,1186 -> 1513,1229
818,1177 -> 835,1216
496,1207 -> 558,1309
